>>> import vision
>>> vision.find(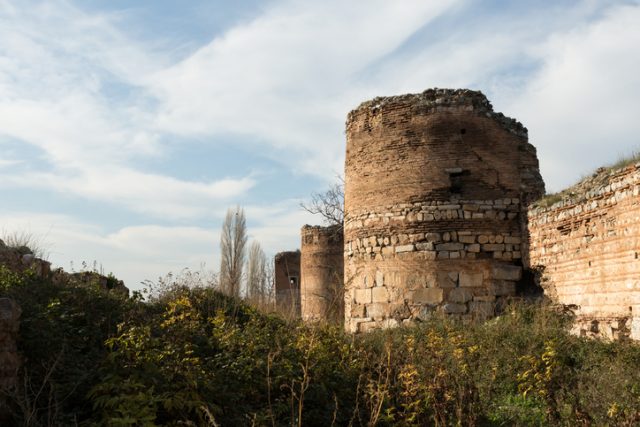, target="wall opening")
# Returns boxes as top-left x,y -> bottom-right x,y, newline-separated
447,169 -> 469,195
